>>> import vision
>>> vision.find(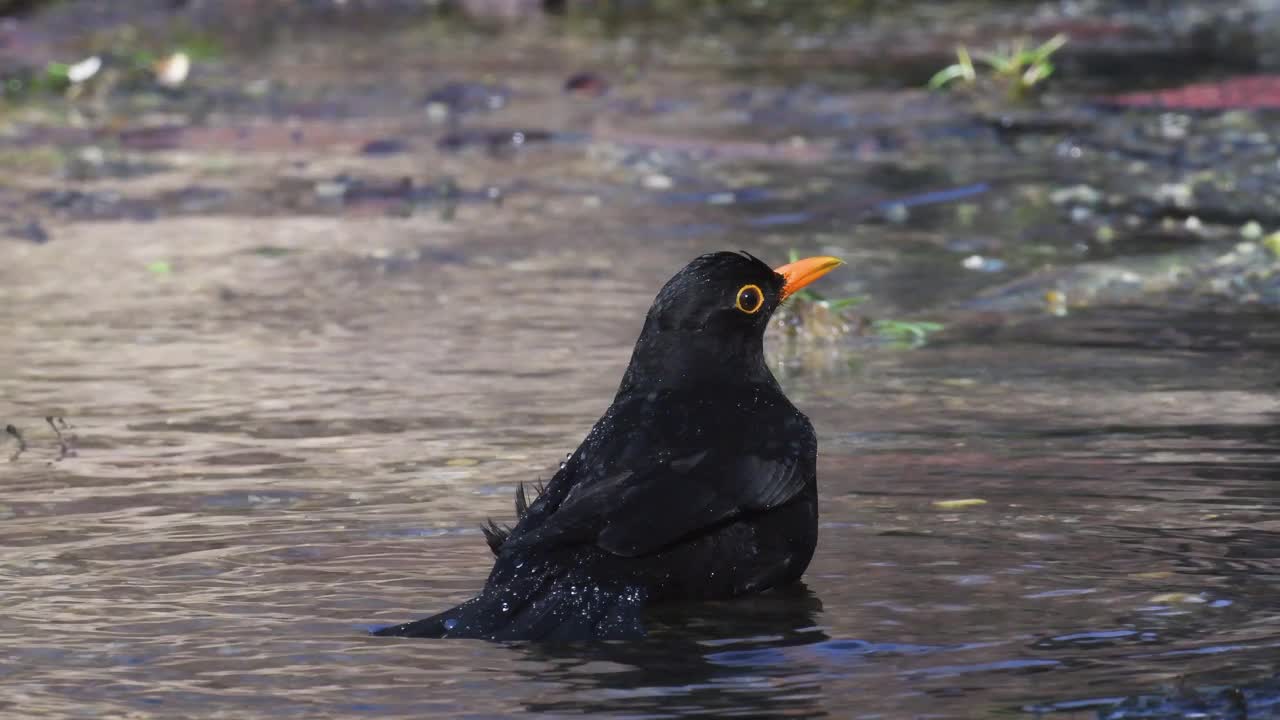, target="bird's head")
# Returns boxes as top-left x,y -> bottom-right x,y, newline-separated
620,251 -> 843,392
643,251 -> 843,333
